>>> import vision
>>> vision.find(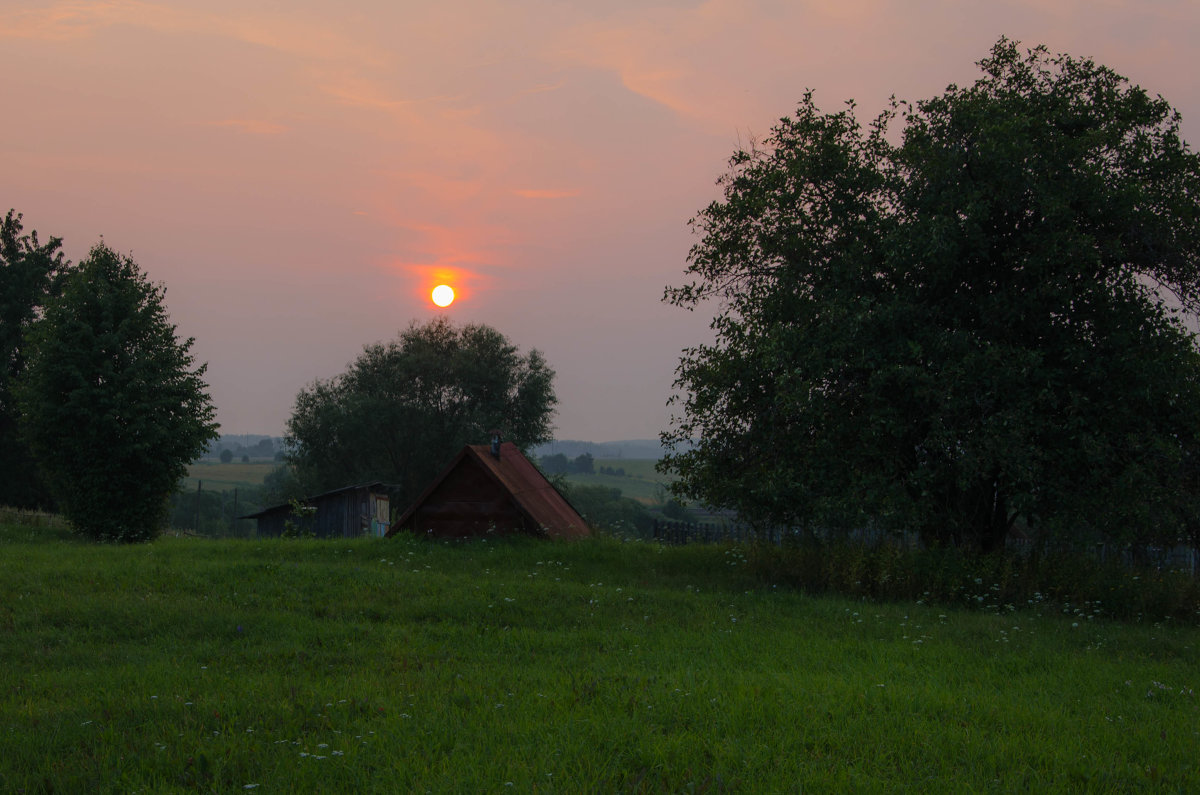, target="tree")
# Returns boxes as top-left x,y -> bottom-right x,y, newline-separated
0,211 -> 69,509
220,448 -> 234,464
285,317 -> 556,506
661,39 -> 1200,551
16,244 -> 219,541
539,452 -> 571,475
572,452 -> 595,475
